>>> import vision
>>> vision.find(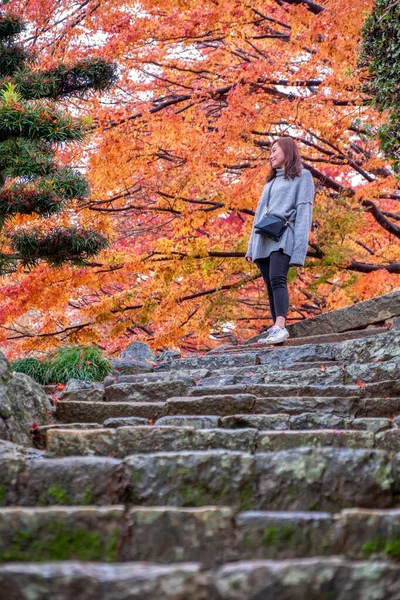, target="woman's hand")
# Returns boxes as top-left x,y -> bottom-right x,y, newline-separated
245,257 -> 253,263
